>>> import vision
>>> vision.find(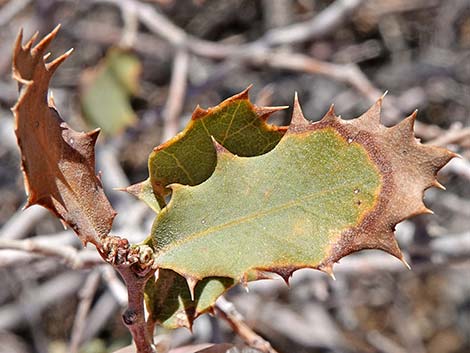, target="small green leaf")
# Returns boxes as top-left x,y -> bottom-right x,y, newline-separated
145,269 -> 235,329
81,48 -> 141,136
